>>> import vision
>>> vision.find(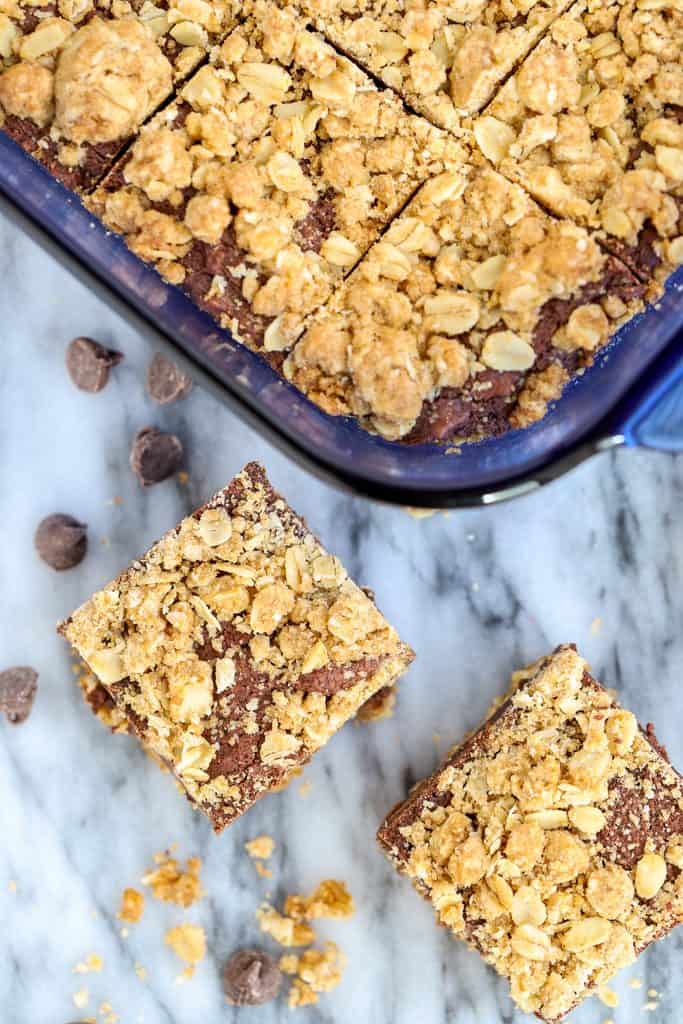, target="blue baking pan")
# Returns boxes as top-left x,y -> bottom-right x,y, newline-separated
1,131 -> 681,507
